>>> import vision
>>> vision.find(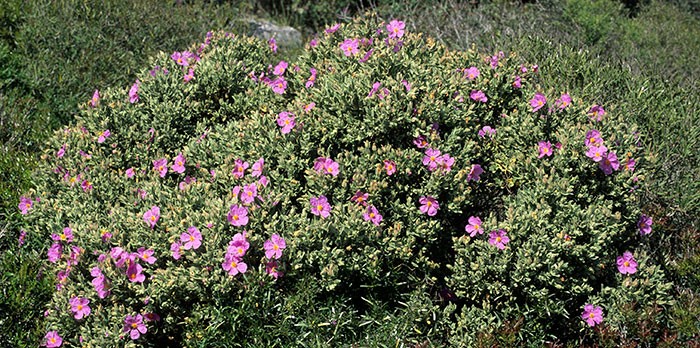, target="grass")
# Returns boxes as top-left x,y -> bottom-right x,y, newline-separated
0,0 -> 698,345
